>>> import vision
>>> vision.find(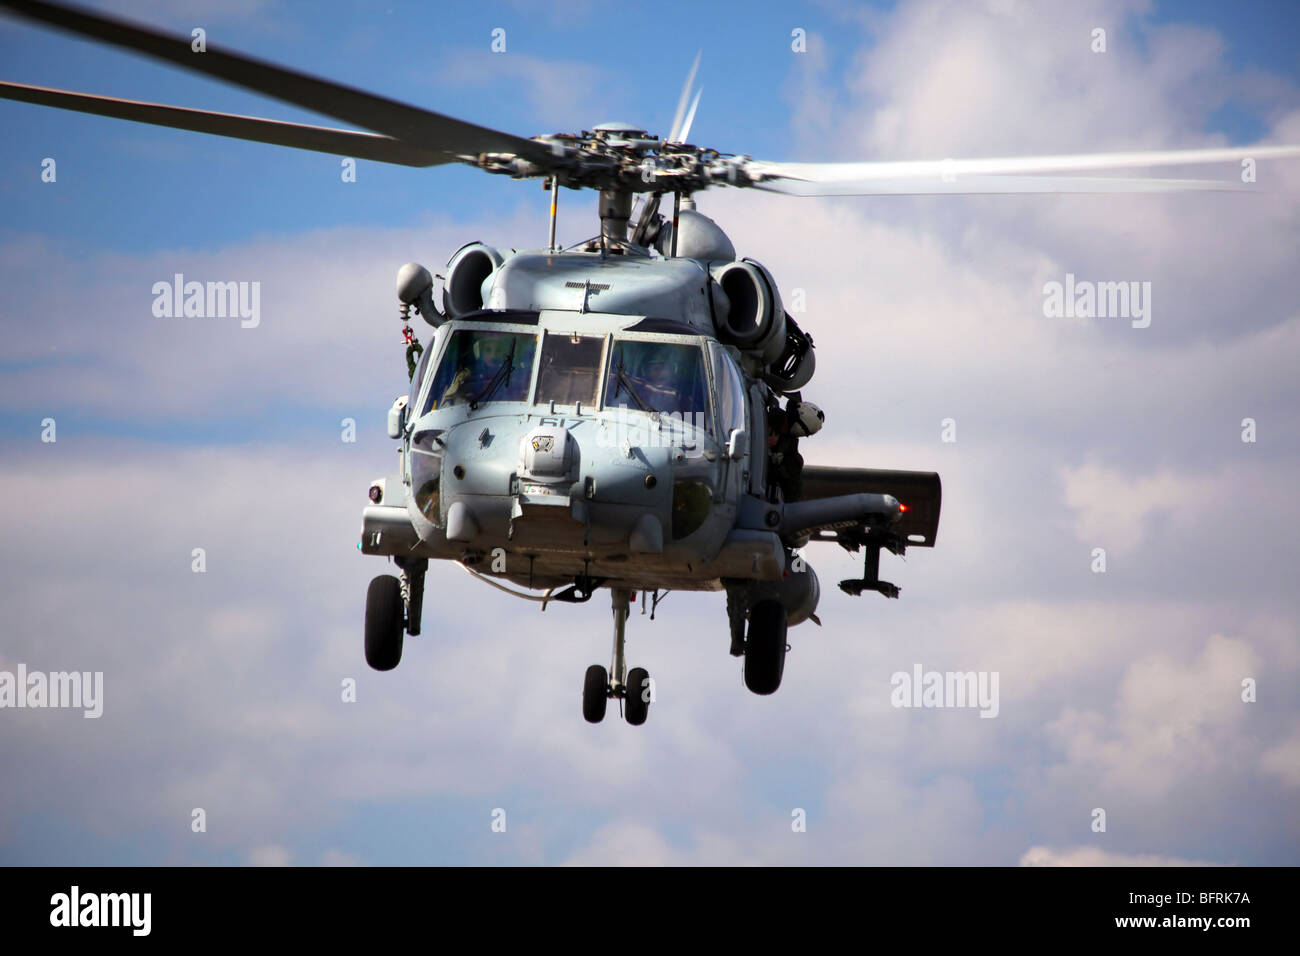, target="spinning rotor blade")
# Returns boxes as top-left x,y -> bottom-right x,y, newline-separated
753,174 -> 1255,196
6,1 -> 1296,198
667,51 -> 701,144
0,0 -> 552,167
745,143 -> 1300,195
0,82 -> 444,166
677,88 -> 702,146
